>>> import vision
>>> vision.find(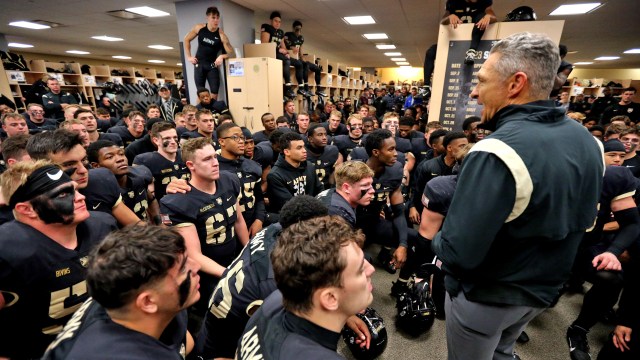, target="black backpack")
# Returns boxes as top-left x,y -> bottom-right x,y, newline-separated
23,79 -> 49,106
